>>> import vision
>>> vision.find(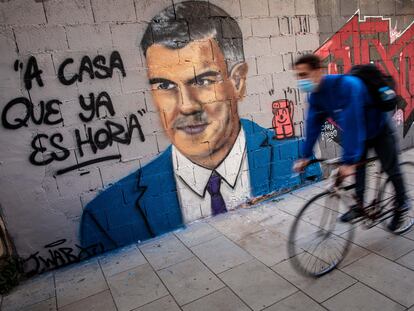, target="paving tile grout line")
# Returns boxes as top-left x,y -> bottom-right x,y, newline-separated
53,271 -> 58,311
317,280 -> 359,305
97,260 -> 120,311
55,289 -> 113,311
393,247 -> 414,263
138,253 -> 196,273
130,292 -> 179,311
211,248 -> 305,310
403,233 -> 414,242
52,260 -> 116,310
172,222 -> 221,248
263,289 -> 330,311
138,246 -> 183,310
336,276 -> 408,310
338,248 -> 371,269
181,239 -> 254,311
345,228 -> 414,266
267,256 -> 345,304
178,286 -> 230,309
336,259 -> 410,309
